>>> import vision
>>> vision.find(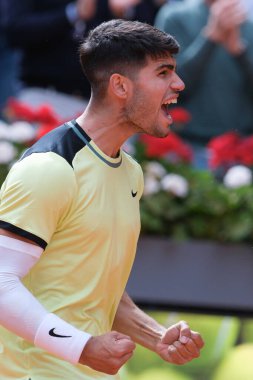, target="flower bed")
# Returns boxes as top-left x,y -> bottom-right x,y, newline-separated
139,158 -> 253,243
133,126 -> 253,243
